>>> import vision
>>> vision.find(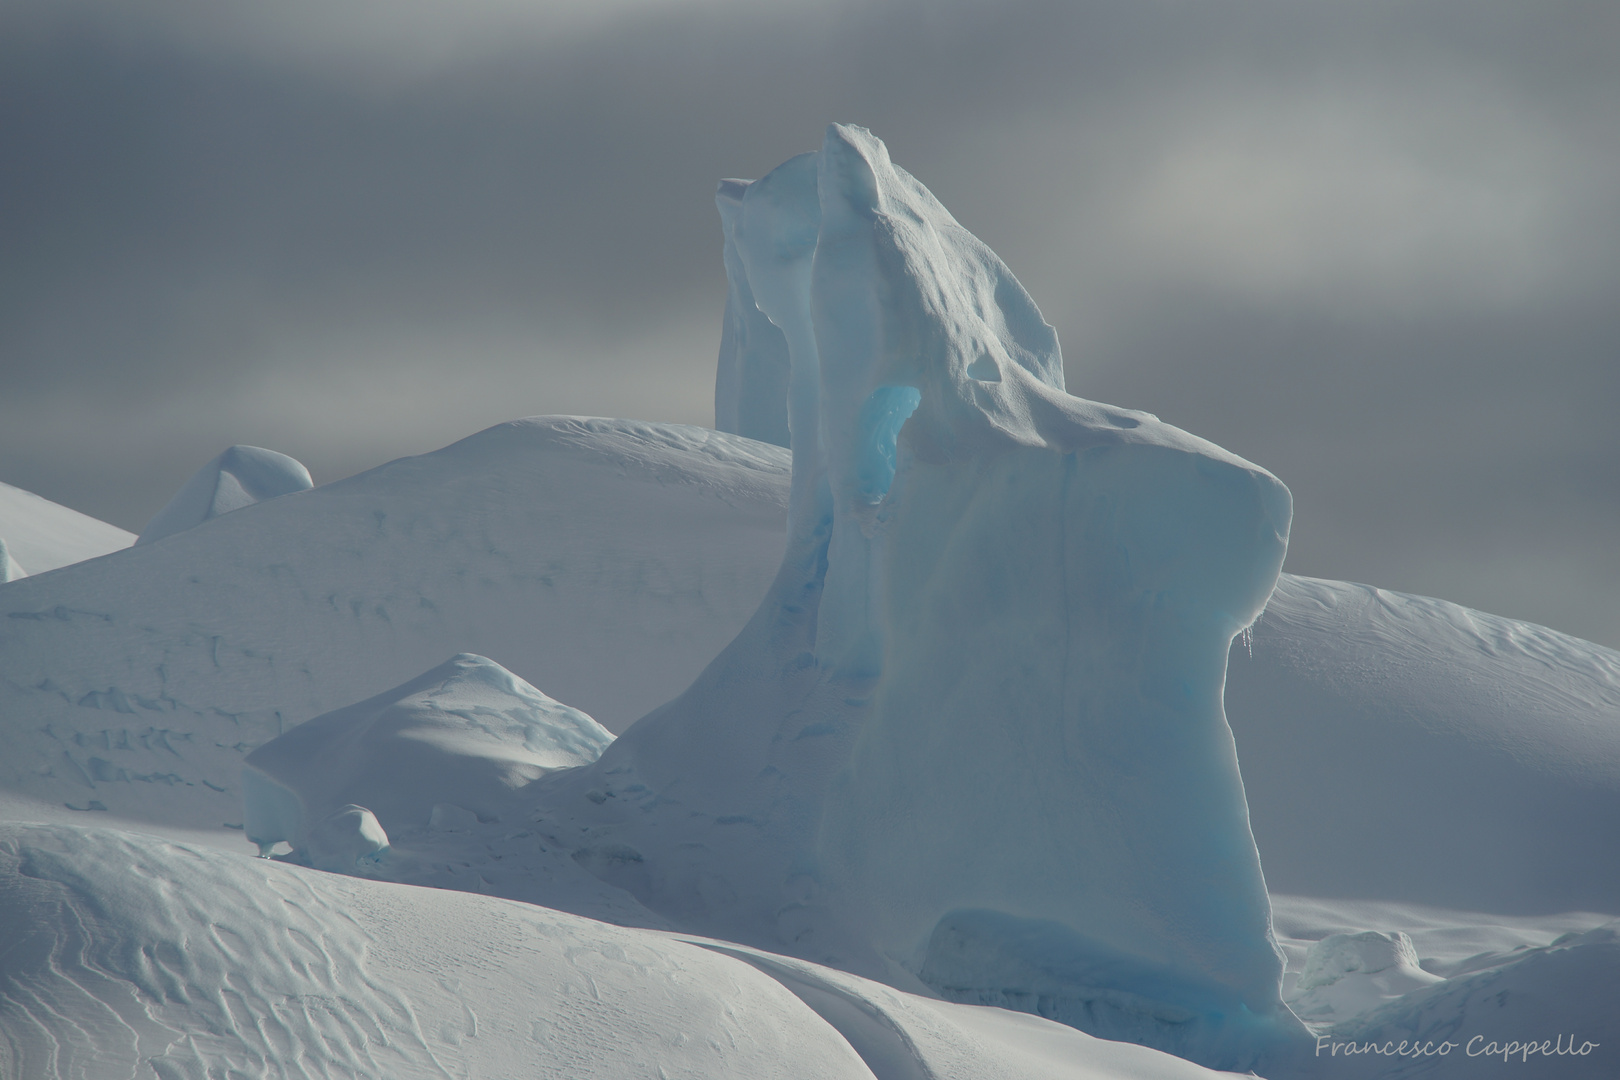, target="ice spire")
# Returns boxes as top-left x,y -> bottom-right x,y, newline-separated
572,124 -> 1303,1071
